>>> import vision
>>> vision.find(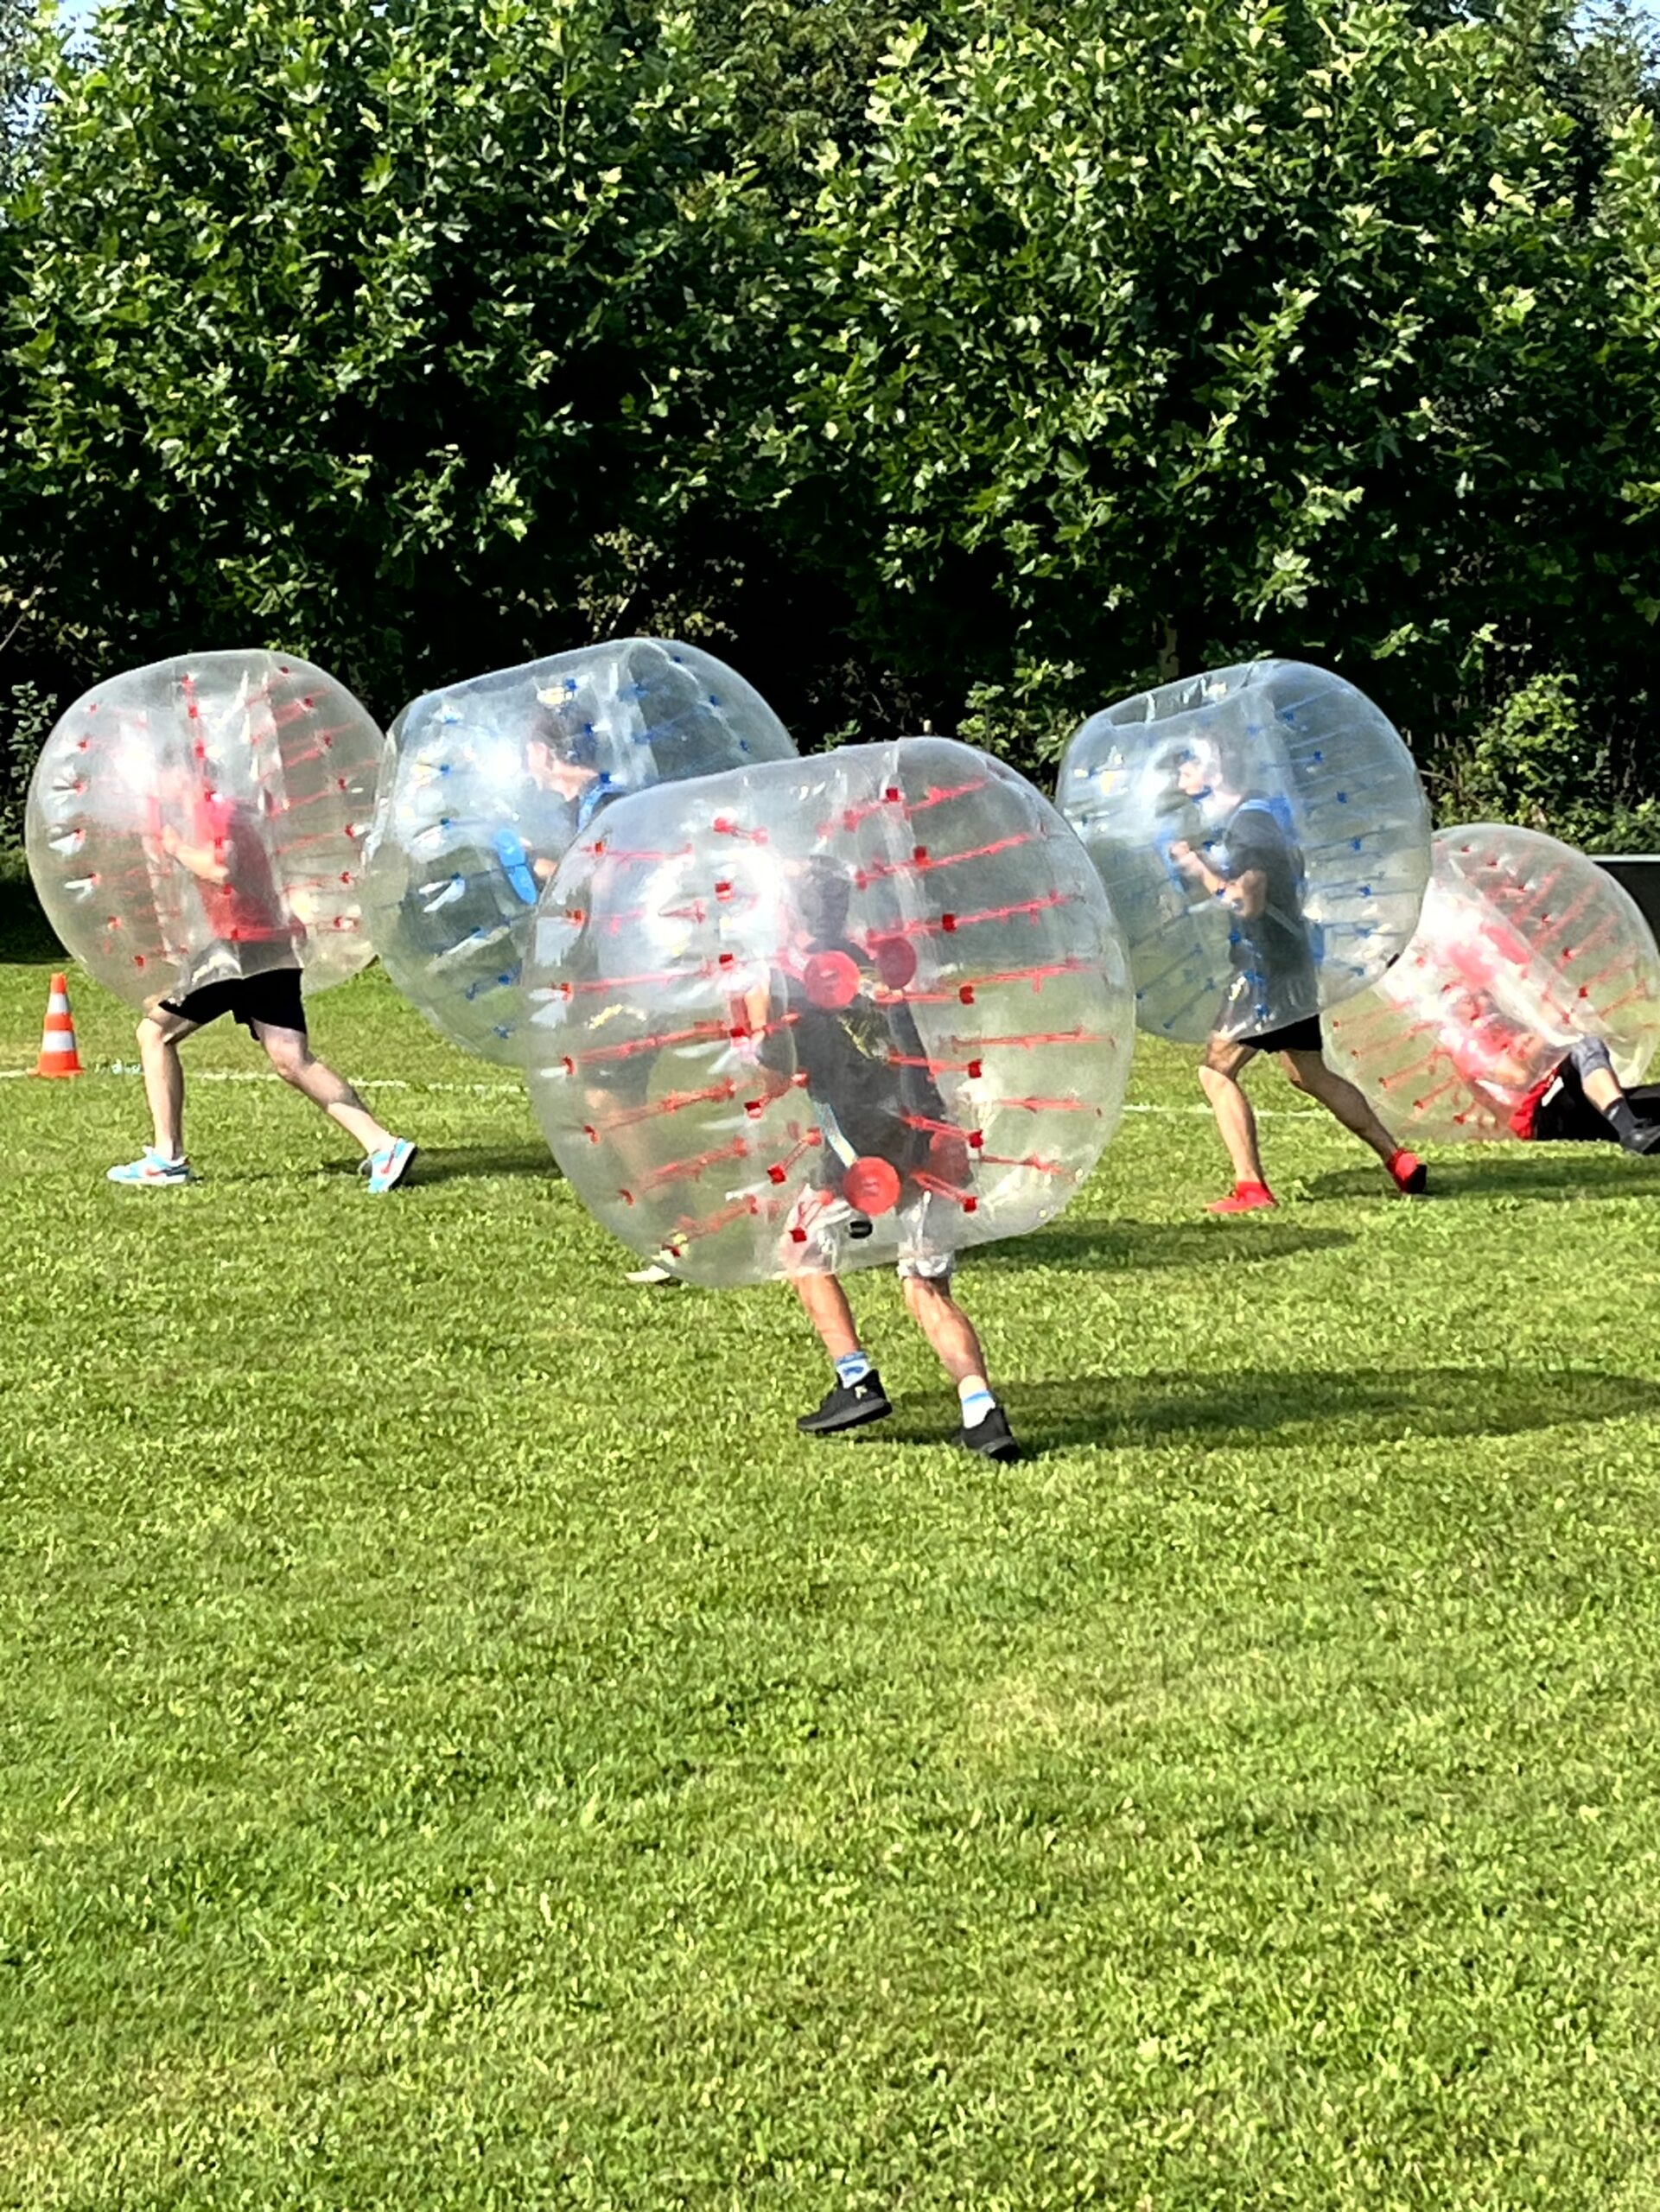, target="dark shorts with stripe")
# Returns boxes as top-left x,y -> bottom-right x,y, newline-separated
160,966 -> 307,1035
